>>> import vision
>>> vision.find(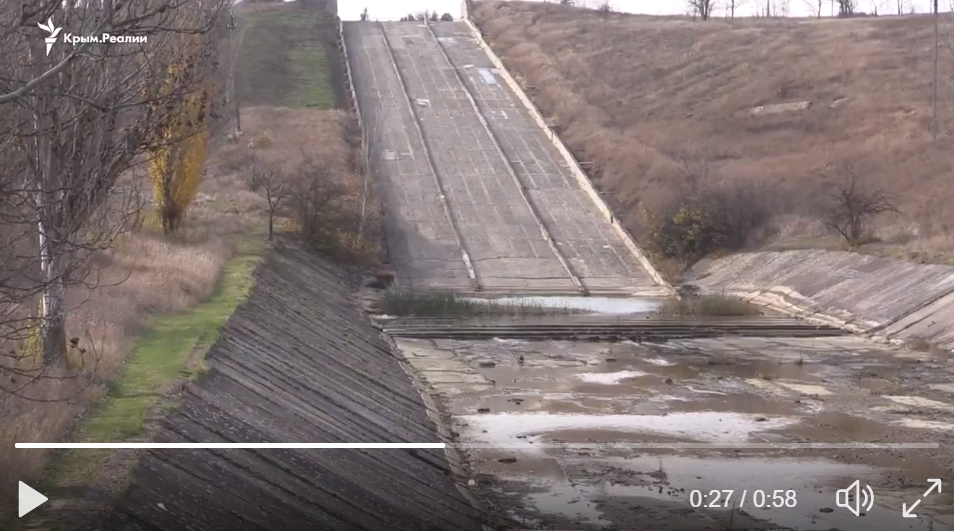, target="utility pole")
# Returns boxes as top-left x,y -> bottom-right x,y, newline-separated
227,10 -> 241,133
932,0 -> 939,139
